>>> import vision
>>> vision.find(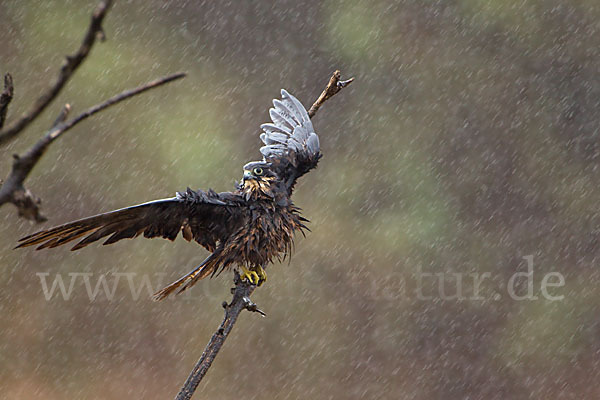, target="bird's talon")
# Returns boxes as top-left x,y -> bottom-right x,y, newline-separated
240,266 -> 260,285
255,266 -> 267,286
